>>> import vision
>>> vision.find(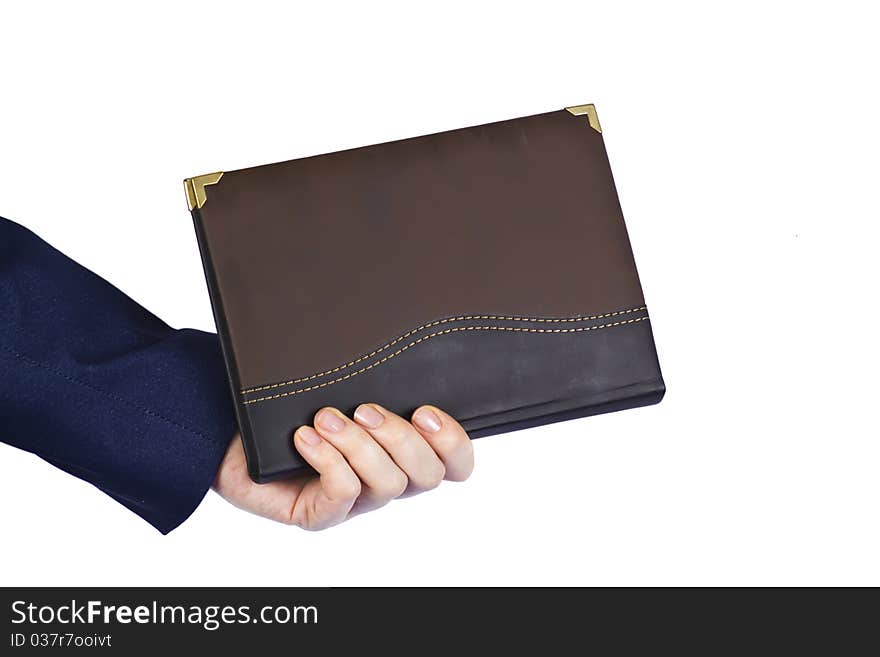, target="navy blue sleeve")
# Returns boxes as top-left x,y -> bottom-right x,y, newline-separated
0,217 -> 236,533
